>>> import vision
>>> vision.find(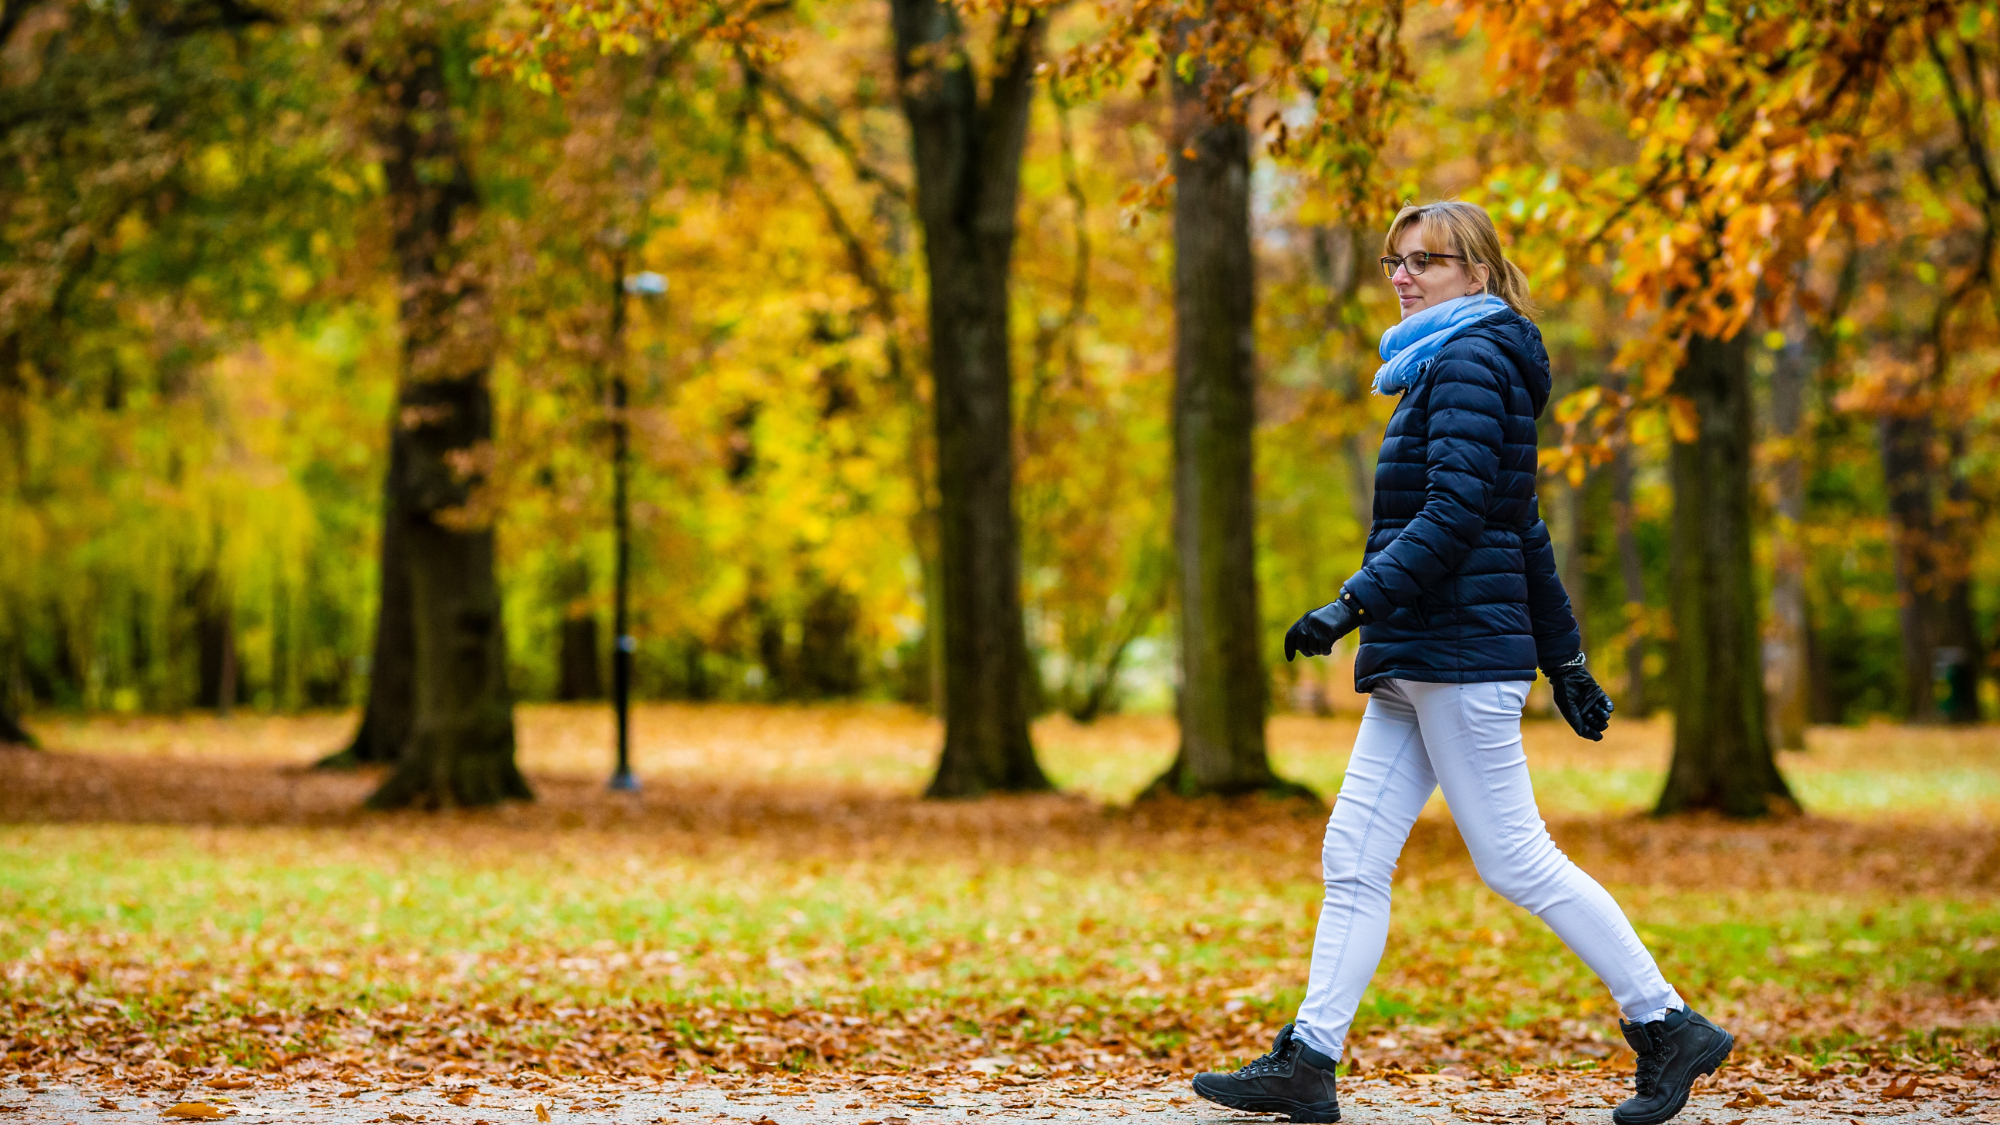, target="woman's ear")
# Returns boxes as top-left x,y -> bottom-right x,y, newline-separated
1469,262 -> 1491,295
